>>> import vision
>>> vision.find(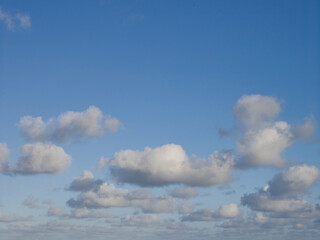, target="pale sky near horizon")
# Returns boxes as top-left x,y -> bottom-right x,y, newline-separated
0,1 -> 319,239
